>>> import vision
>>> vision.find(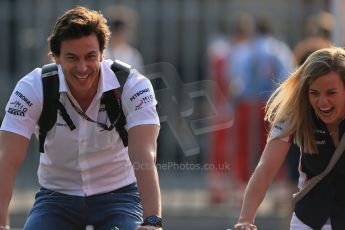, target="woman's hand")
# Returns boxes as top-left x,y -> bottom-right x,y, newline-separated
136,226 -> 162,230
233,223 -> 257,230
